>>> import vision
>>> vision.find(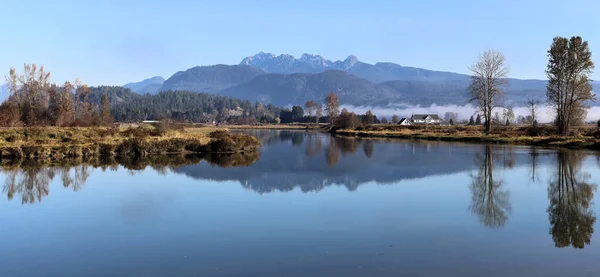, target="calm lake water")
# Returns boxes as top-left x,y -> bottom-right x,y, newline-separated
1,130 -> 600,277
